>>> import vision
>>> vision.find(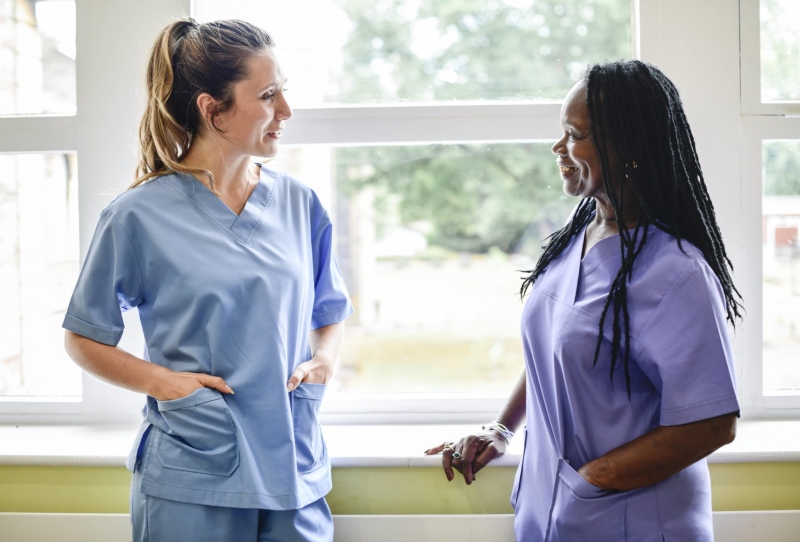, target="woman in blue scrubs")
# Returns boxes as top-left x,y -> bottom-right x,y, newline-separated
63,19 -> 352,542
427,61 -> 742,541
